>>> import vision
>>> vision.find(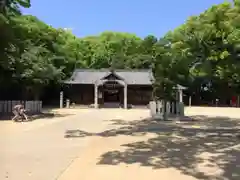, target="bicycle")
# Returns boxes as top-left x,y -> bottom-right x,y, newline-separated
12,109 -> 31,122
